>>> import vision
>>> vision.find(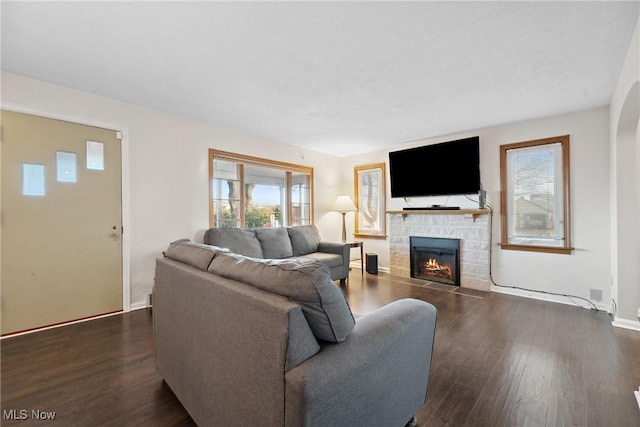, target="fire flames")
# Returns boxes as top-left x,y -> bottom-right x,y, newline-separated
422,258 -> 452,279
